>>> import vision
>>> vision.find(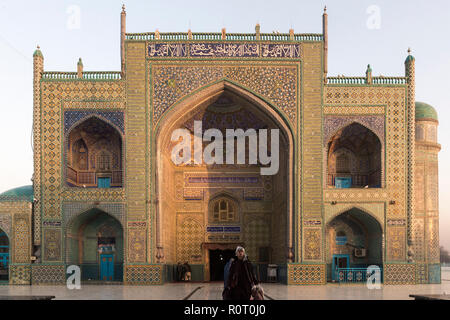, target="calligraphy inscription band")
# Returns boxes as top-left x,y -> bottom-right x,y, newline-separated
148,43 -> 301,58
